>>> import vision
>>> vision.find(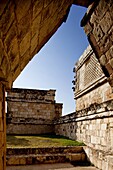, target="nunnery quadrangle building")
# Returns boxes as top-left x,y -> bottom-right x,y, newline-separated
0,0 -> 113,169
